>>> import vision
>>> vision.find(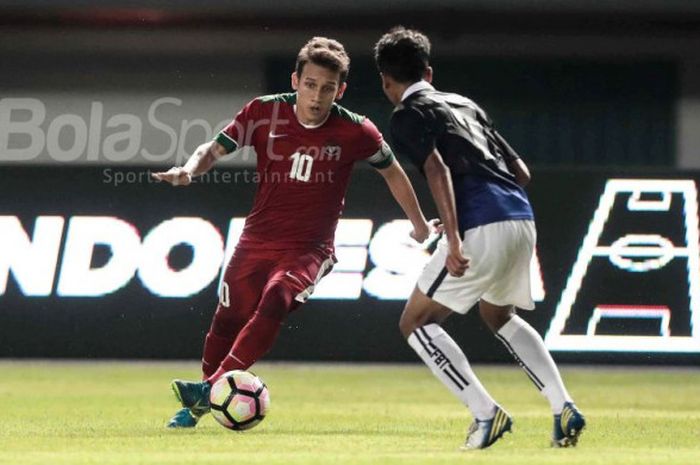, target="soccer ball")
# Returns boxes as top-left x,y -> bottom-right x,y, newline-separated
209,370 -> 270,431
